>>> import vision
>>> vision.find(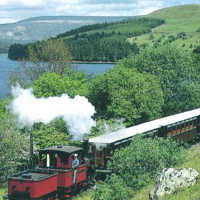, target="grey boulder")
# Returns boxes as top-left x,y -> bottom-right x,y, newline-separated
149,168 -> 199,200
